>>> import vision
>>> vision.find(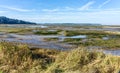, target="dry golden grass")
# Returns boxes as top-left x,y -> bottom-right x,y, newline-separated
0,42 -> 119,73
